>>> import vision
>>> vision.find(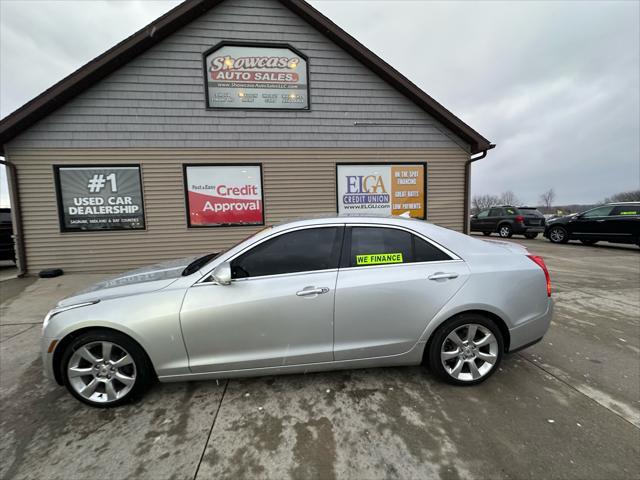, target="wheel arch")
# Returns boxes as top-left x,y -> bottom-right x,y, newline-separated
422,309 -> 511,363
52,326 -> 157,385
